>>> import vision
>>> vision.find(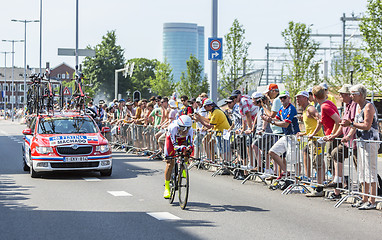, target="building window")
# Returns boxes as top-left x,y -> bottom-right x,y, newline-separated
19,84 -> 25,92
67,74 -> 70,79
57,74 -> 61,79
20,96 -> 24,103
5,84 -> 8,91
